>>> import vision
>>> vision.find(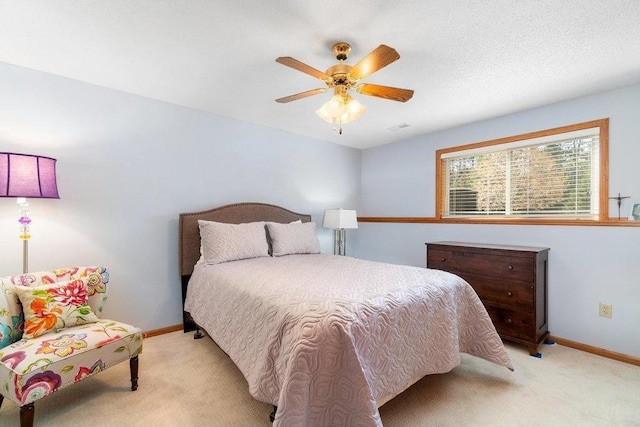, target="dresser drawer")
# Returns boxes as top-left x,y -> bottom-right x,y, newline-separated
485,306 -> 535,342
427,248 -> 534,282
459,274 -> 534,311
